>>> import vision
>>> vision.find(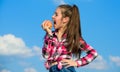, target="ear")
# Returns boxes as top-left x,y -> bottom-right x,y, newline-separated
62,17 -> 70,24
